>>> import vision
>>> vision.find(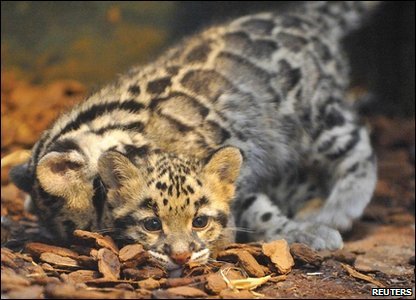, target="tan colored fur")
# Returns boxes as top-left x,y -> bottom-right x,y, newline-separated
98,147 -> 242,269
37,152 -> 93,211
